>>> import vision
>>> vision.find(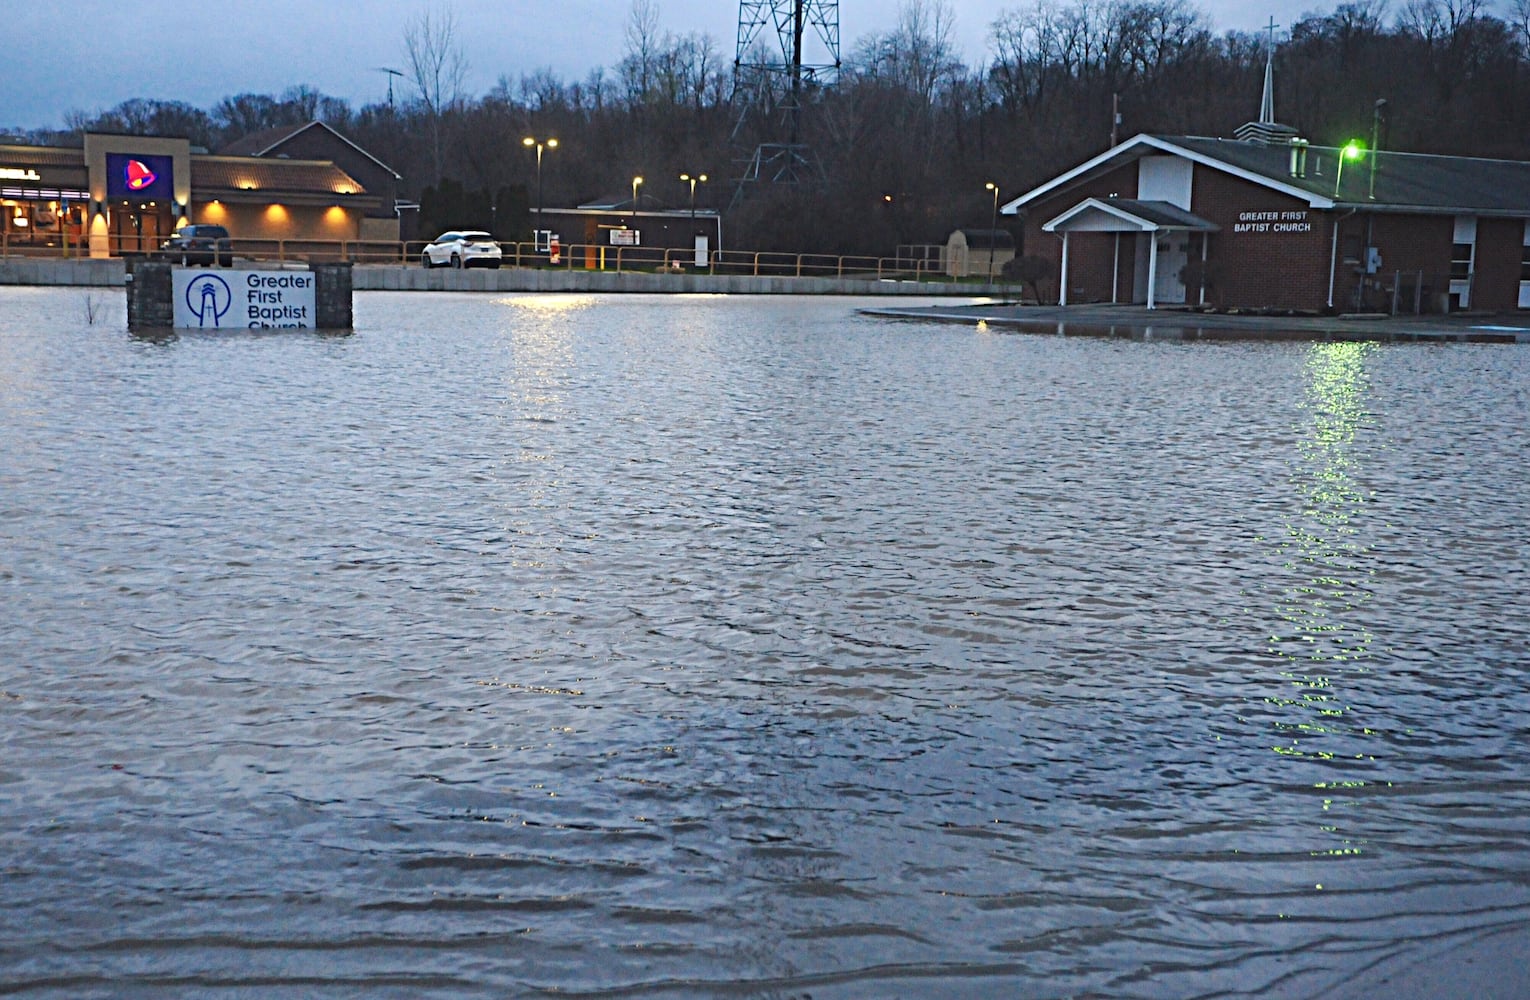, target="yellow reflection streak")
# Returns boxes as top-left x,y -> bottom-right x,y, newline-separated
1266,341 -> 1381,862
492,294 -> 599,314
